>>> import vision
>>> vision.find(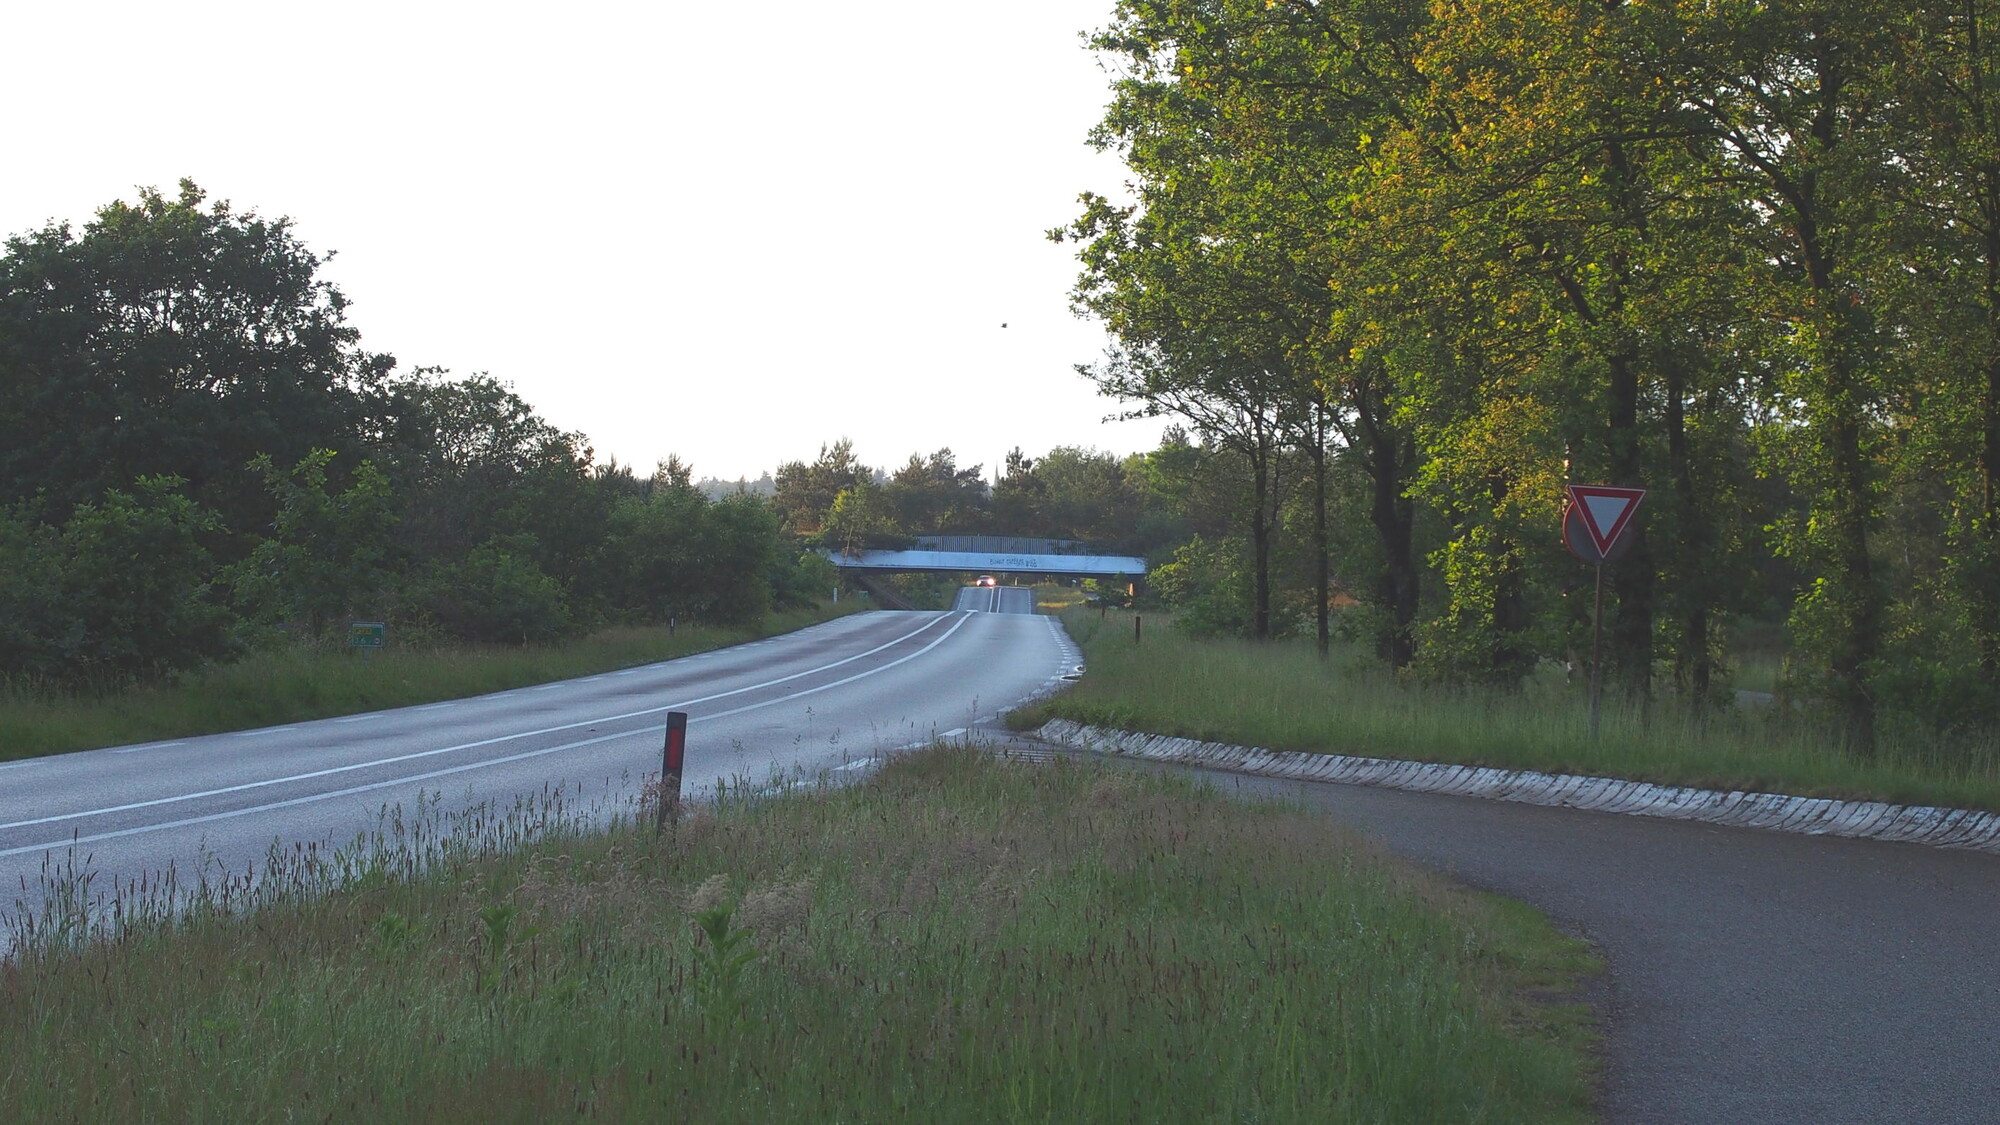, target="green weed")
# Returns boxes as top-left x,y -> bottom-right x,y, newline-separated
0,601 -> 861,762
1029,607 -> 2000,812
0,748 -> 1598,1124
